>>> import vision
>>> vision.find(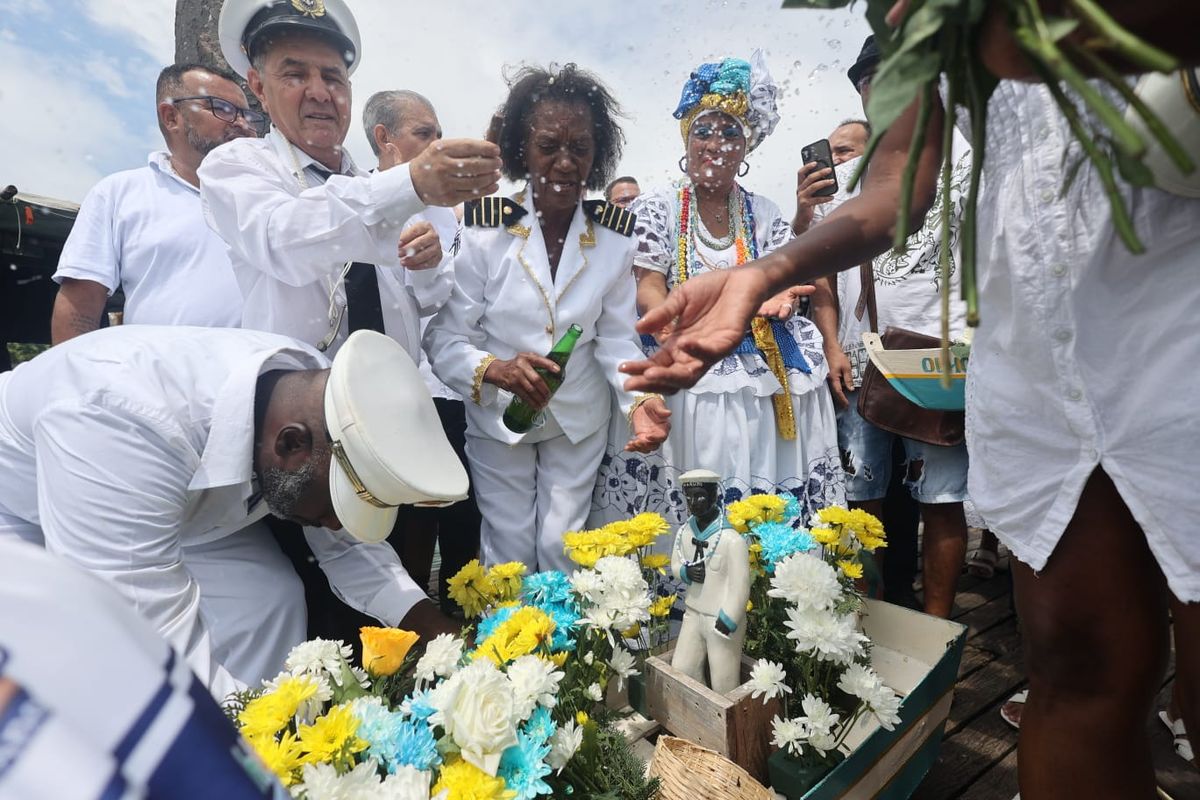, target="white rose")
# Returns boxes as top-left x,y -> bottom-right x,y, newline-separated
432,661 -> 517,775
